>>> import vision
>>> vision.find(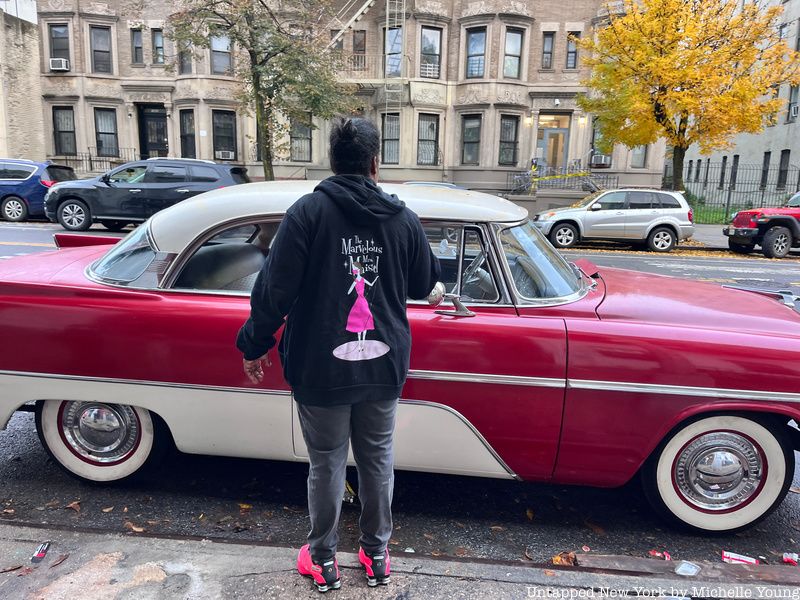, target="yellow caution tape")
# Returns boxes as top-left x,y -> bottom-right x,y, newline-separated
529,172 -> 591,182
